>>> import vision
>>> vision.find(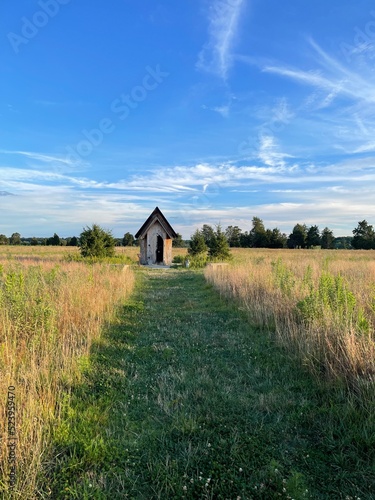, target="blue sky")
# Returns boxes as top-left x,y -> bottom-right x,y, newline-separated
1,0 -> 375,238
